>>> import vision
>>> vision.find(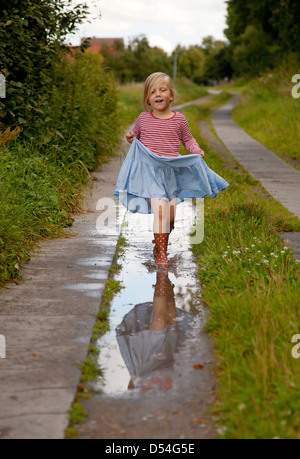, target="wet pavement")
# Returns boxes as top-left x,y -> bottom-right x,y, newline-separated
76,201 -> 218,439
0,95 -> 218,440
0,136 -> 129,439
1,91 -> 299,439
